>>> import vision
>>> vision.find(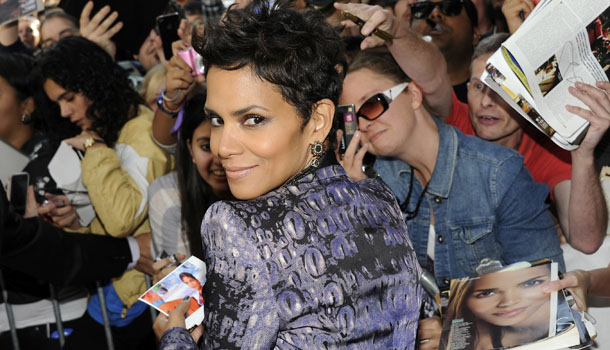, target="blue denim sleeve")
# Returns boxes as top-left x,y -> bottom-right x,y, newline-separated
493,154 -> 565,271
199,201 -> 280,349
